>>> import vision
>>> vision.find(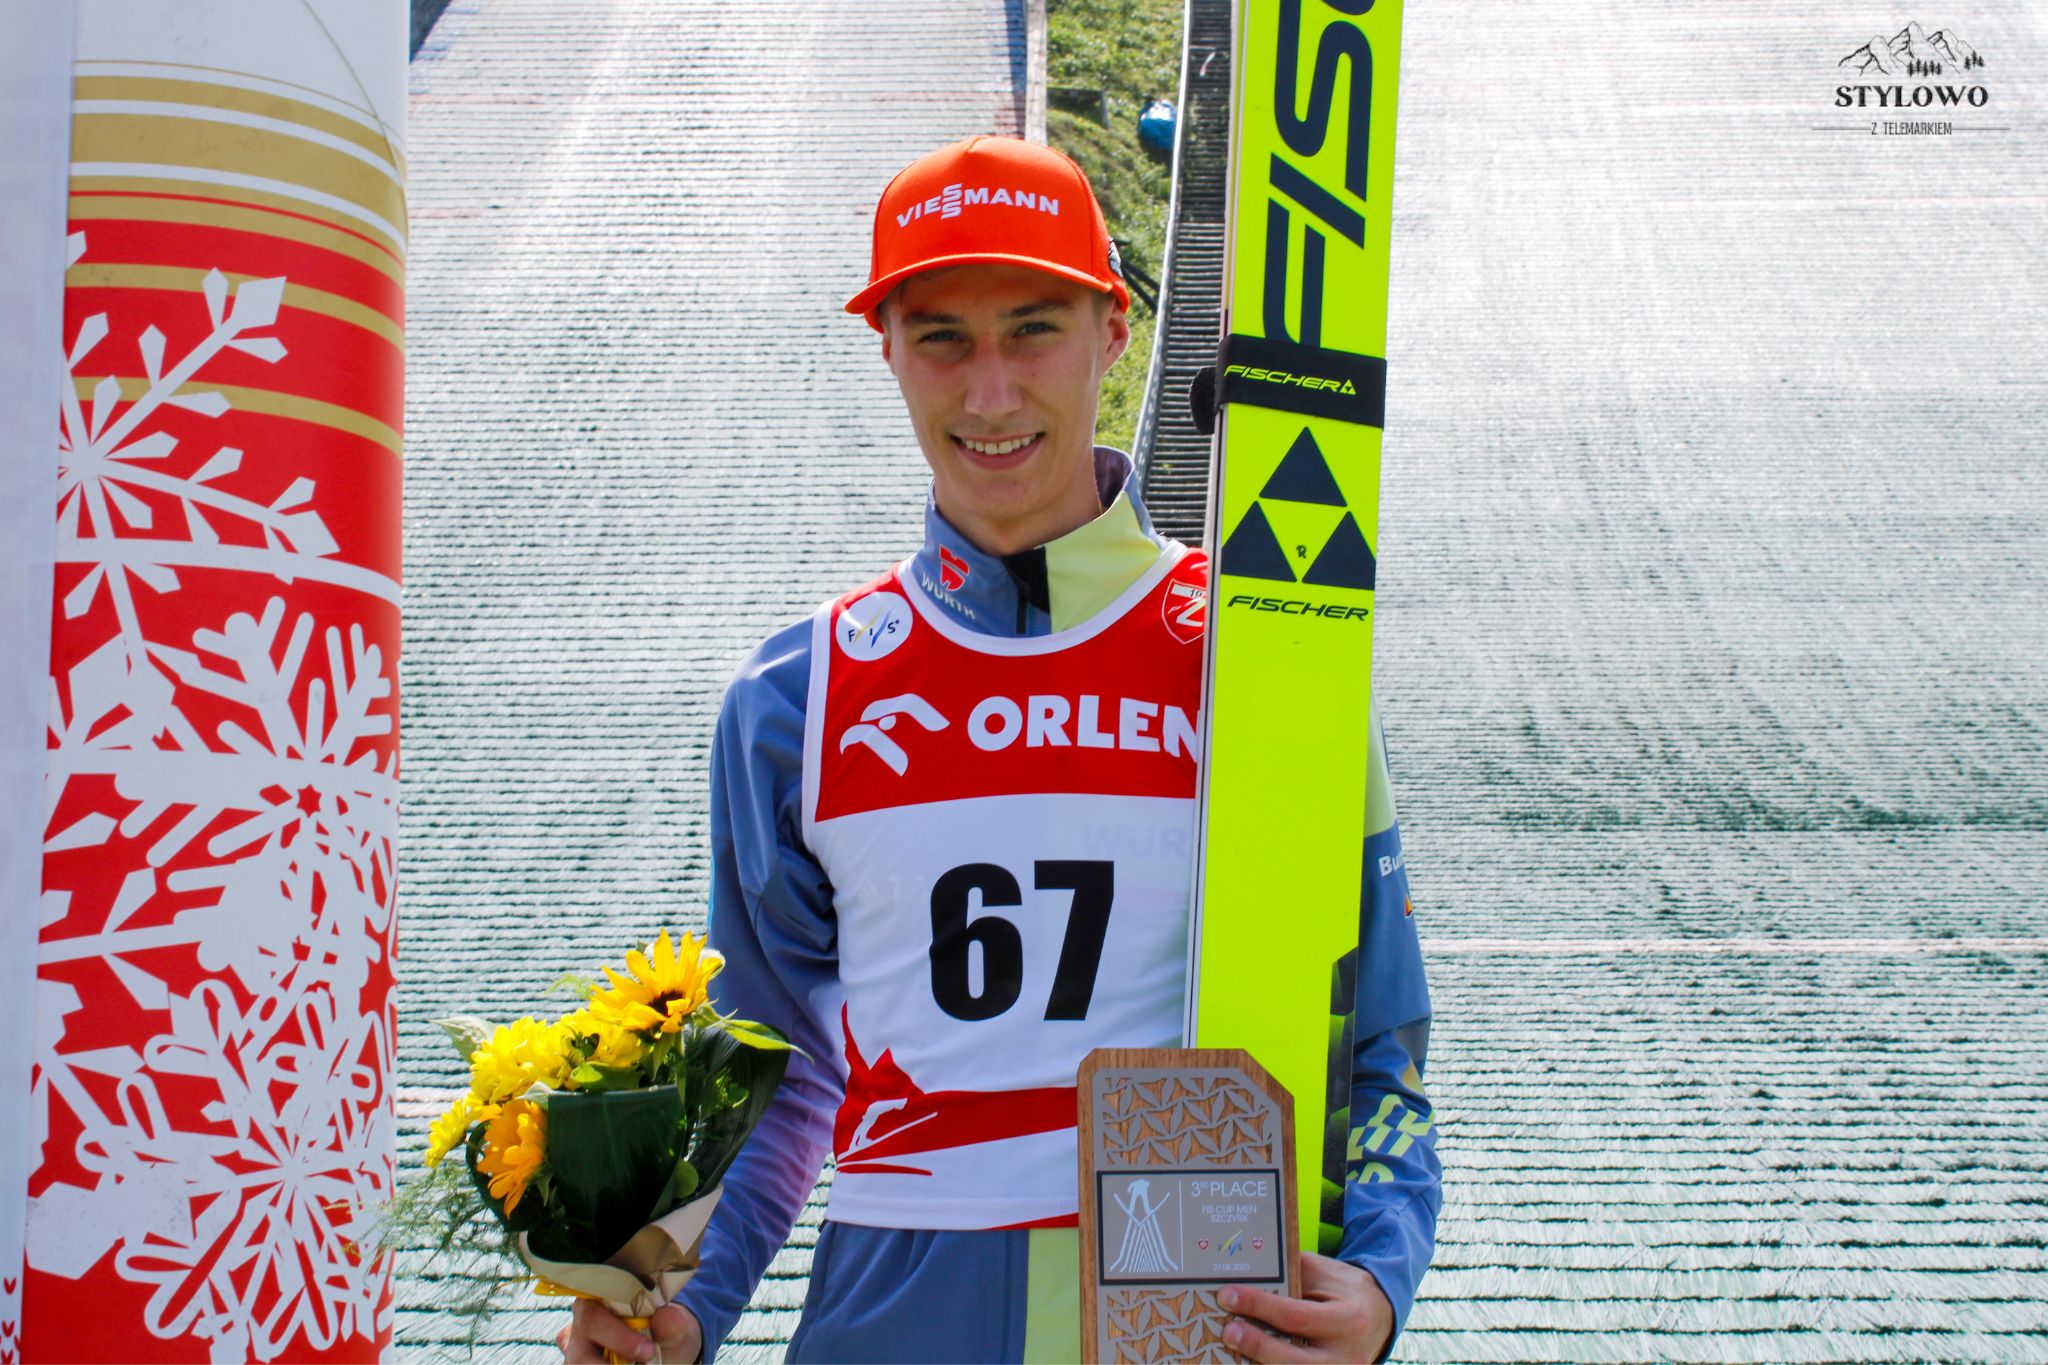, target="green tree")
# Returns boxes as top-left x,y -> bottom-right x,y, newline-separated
1046,0 -> 1183,451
